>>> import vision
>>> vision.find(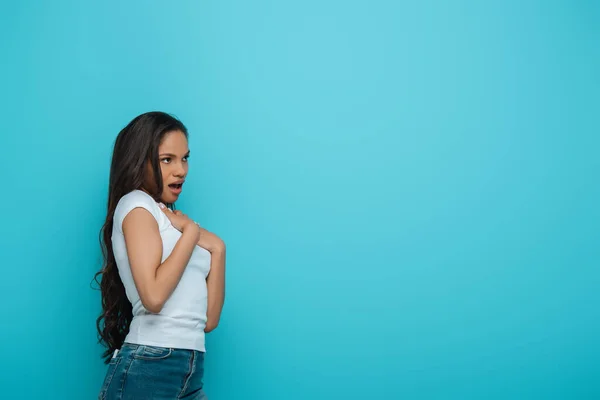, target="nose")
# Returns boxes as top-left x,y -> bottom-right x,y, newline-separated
174,162 -> 186,178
